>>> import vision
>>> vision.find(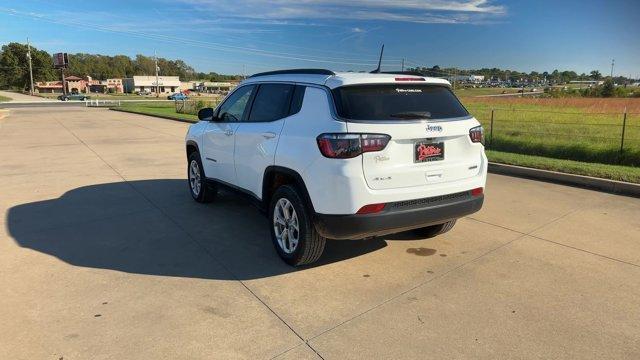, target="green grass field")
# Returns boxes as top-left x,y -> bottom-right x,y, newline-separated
486,150 -> 640,183
114,102 -> 198,121
111,97 -> 640,183
461,100 -> 640,167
